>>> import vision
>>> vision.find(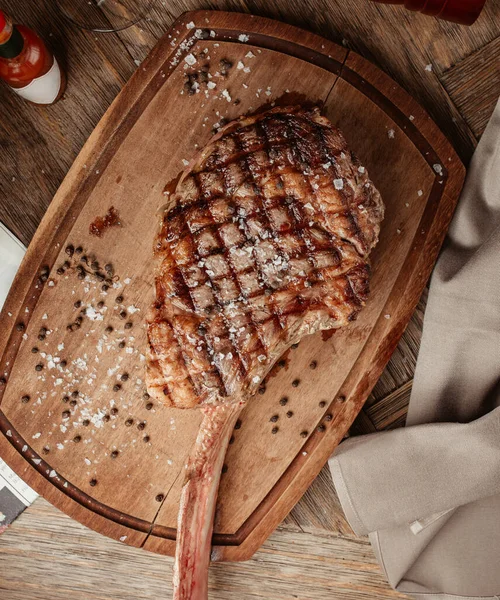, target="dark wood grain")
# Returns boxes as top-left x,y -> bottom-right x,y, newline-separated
440,36 -> 500,138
